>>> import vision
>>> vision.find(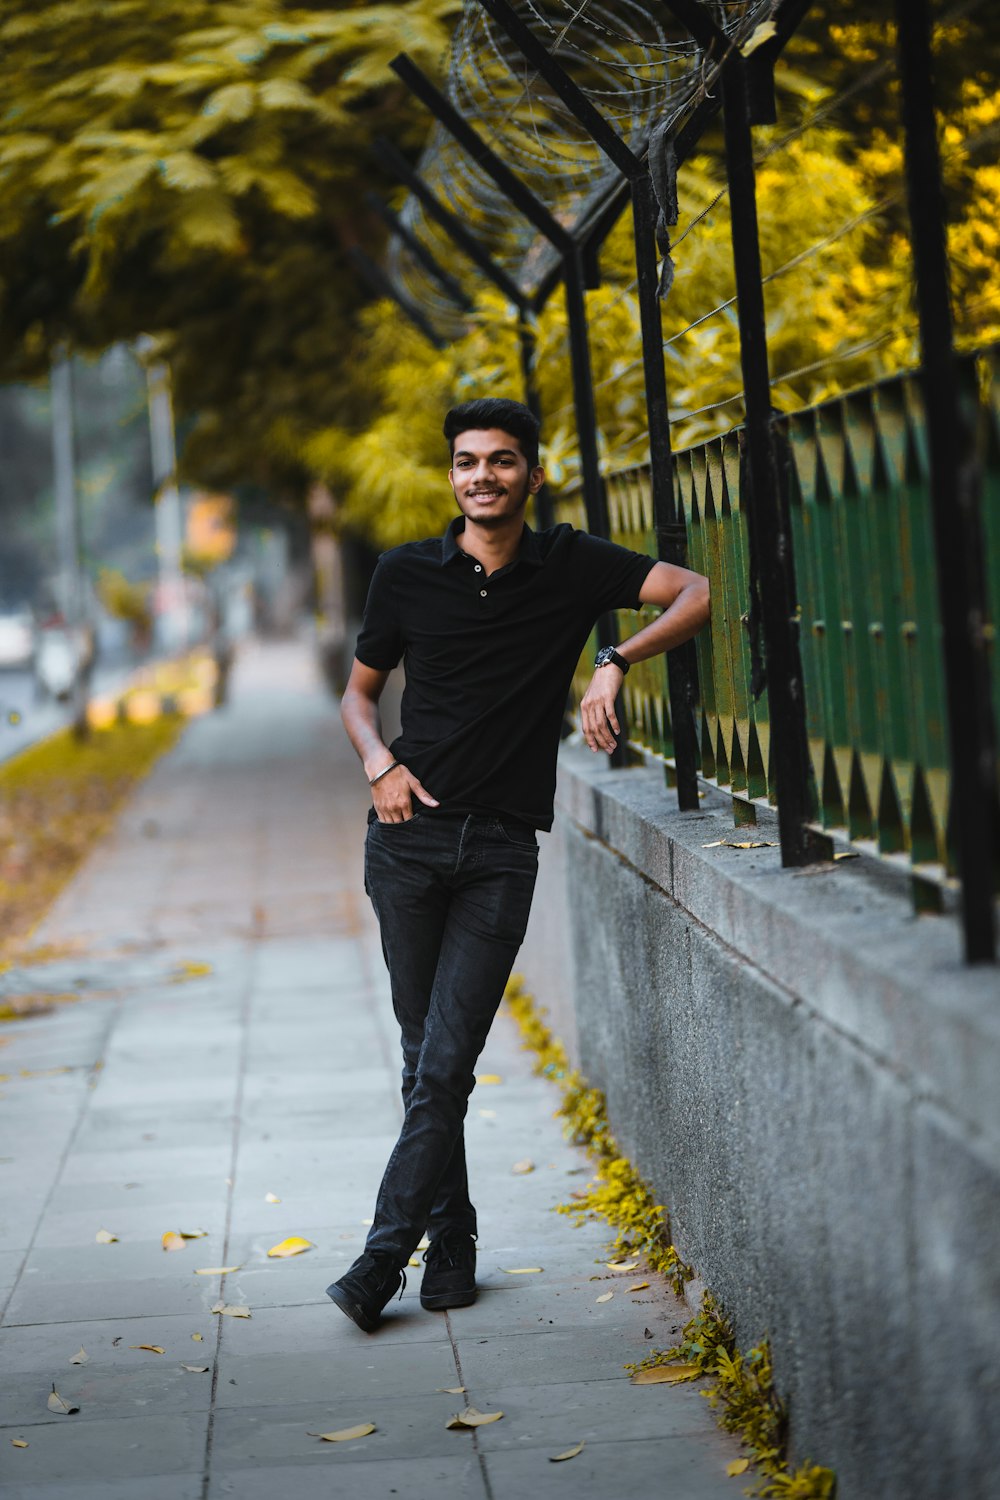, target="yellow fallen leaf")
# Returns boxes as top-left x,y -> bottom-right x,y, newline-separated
171,960 -> 213,982
69,1348 -> 89,1365
499,1267 -> 542,1275
194,1266 -> 242,1275
179,1228 -> 208,1239
191,1333 -> 204,1341
181,1364 -> 210,1374
727,840 -> 779,849
627,1281 -> 650,1292
162,1231 -> 186,1252
264,1193 -> 281,1203
408,1257 -> 421,1268
596,1291 -> 614,1303
211,1302 -> 251,1318
446,1406 -> 504,1429
267,1237 -> 314,1258
550,1440 -> 585,1462
129,1345 -> 165,1354
631,1363 -> 702,1385
834,851 -> 859,861
11,1438 -> 29,1447
47,1386 -> 79,1414
308,1423 -> 376,1442
606,1259 -> 638,1271
416,1237 -> 430,1251
95,1228 -> 118,1243
476,1074 -> 502,1085
701,840 -> 724,848
511,1159 -> 535,1175
727,1458 -> 751,1476
437,1386 -> 465,1394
